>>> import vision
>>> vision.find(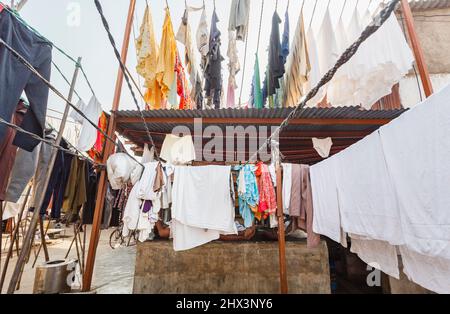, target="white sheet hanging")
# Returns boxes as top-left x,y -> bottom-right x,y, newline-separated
107,153 -> 142,190
160,134 -> 196,165
379,84 -> 450,260
310,156 -> 345,245
171,165 -> 237,251
350,236 -> 400,279
400,246 -> 450,294
282,163 -> 292,215
334,131 -> 403,244
75,95 -> 103,152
